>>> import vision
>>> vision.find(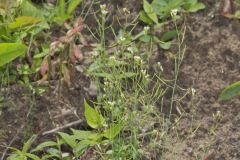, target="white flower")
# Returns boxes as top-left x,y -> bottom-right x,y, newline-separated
134,56 -> 141,60
191,88 -> 196,96
144,26 -> 150,32
100,4 -> 106,10
123,8 -> 130,14
100,4 -> 108,15
109,56 -> 116,61
134,56 -> 142,64
119,36 -> 126,42
141,69 -> 147,75
157,62 -> 163,72
171,9 -> 178,17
